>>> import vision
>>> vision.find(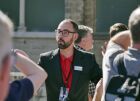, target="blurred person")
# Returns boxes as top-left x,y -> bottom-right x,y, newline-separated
75,25 -> 99,101
101,30 -> 131,101
93,23 -> 128,101
101,7 -> 140,101
101,23 -> 128,56
0,10 -> 47,101
75,25 -> 94,51
109,23 -> 128,38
